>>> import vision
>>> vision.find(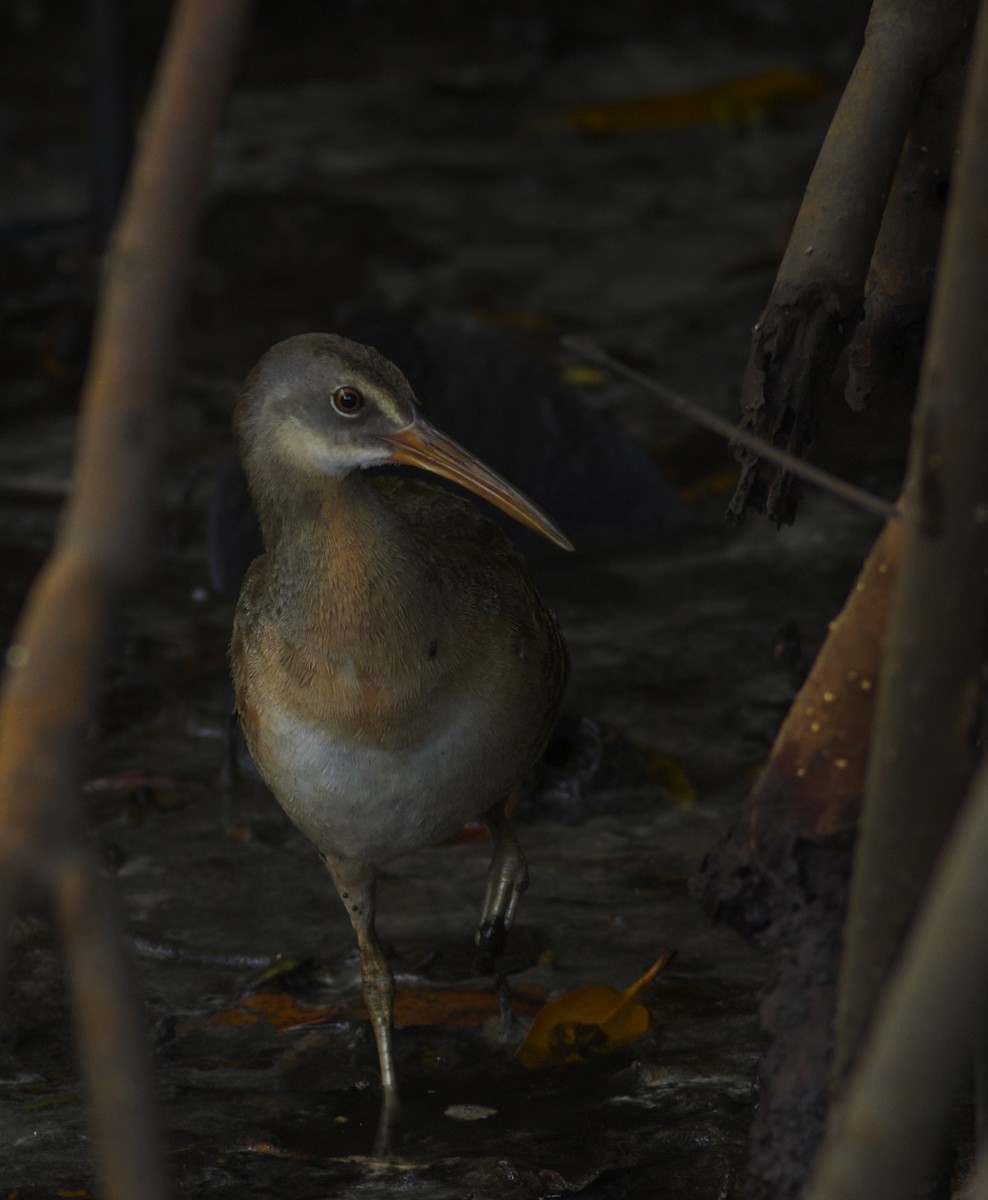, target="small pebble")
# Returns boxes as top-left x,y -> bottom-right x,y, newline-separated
445,1104 -> 497,1122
